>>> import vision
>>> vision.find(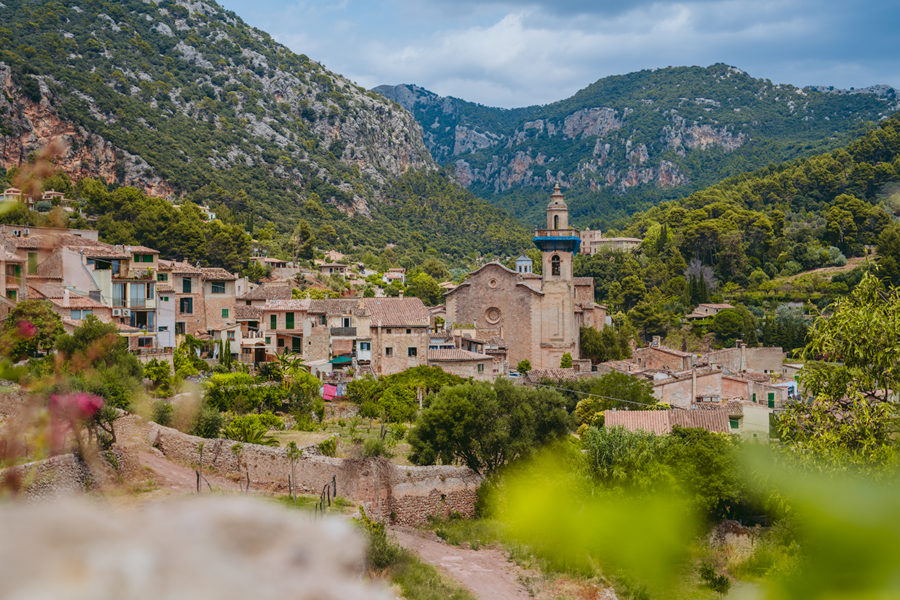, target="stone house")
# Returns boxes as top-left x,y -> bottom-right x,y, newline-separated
686,303 -> 735,319
238,281 -> 292,308
427,348 -> 496,381
201,267 -> 238,333
158,260 -> 204,338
